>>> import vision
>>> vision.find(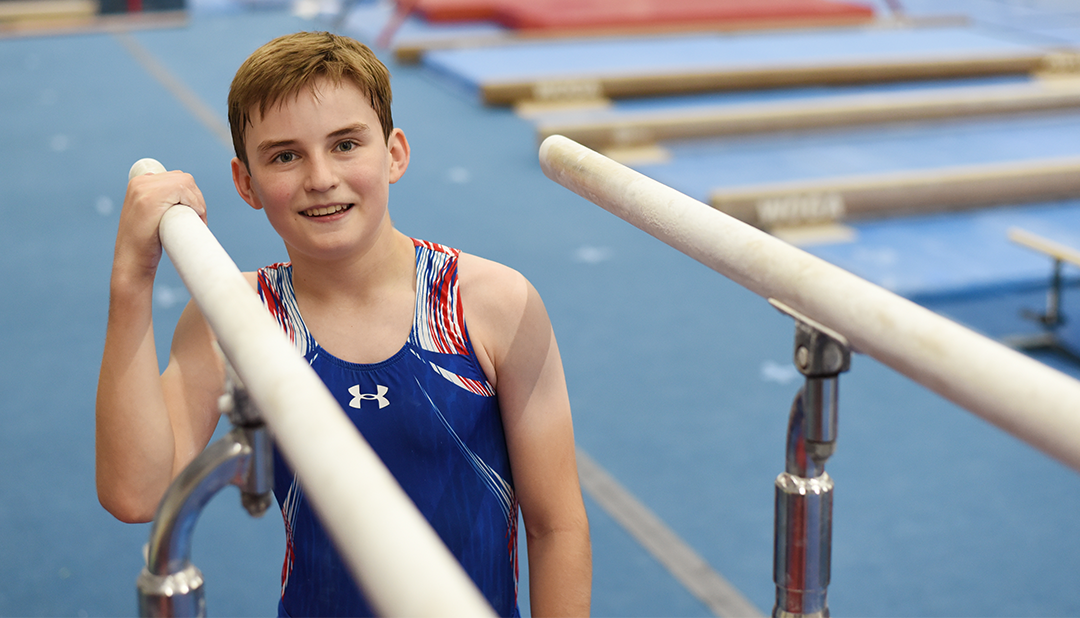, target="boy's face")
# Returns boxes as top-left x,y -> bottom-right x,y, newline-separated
231,77 -> 409,263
